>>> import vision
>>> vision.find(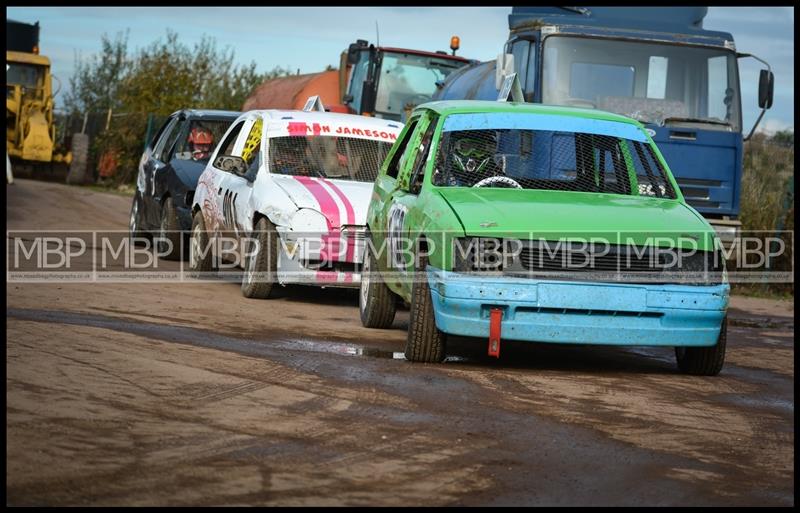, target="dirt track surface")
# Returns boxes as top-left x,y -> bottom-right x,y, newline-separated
6,179 -> 795,506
